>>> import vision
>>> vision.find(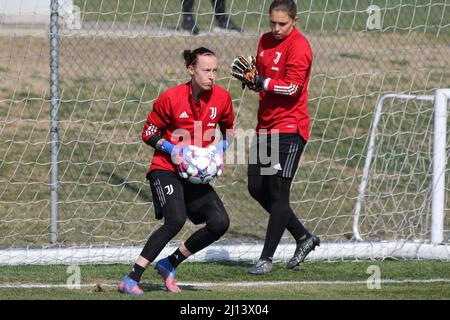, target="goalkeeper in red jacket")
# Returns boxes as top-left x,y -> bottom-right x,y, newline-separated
231,0 -> 319,275
119,47 -> 234,294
